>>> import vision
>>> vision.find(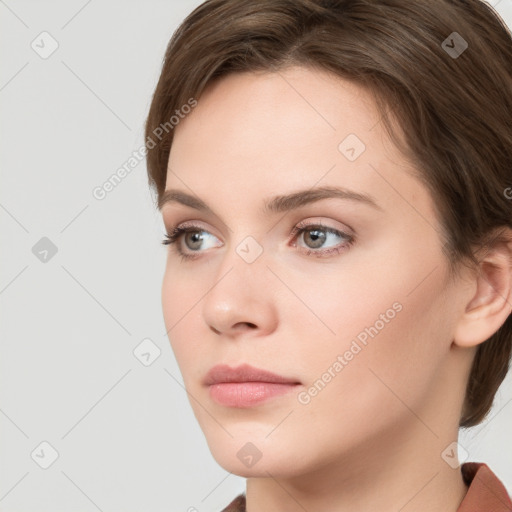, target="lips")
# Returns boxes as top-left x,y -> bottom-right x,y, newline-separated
203,364 -> 302,407
203,363 -> 301,386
